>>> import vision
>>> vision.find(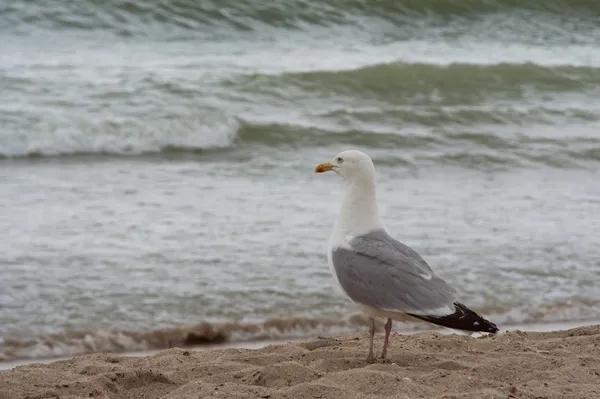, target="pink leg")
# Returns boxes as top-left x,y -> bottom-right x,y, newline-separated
379,318 -> 393,359
366,317 -> 376,363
